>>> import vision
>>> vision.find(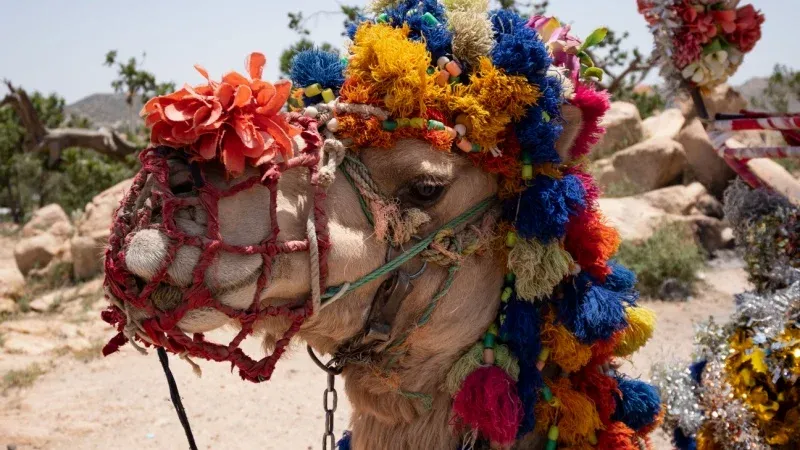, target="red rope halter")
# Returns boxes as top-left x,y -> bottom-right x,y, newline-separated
102,114 -> 329,383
